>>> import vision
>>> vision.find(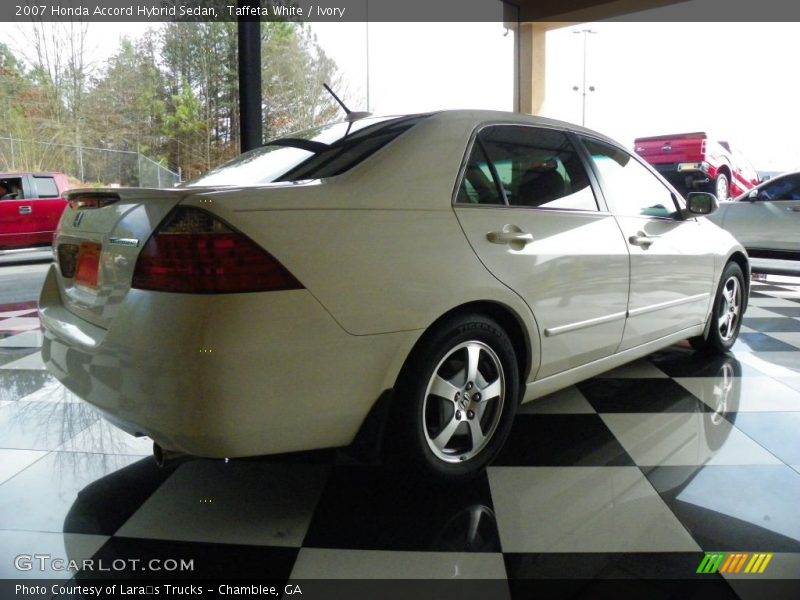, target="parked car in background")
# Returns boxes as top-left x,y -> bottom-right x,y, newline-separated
0,172 -> 70,249
39,111 -> 748,482
634,132 -> 759,201
709,171 -> 800,275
